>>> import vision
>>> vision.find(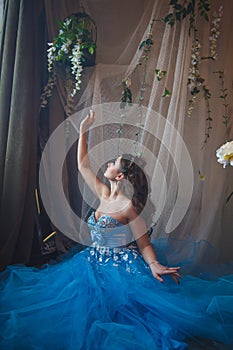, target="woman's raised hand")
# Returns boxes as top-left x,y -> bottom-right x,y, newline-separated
80,109 -> 95,132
